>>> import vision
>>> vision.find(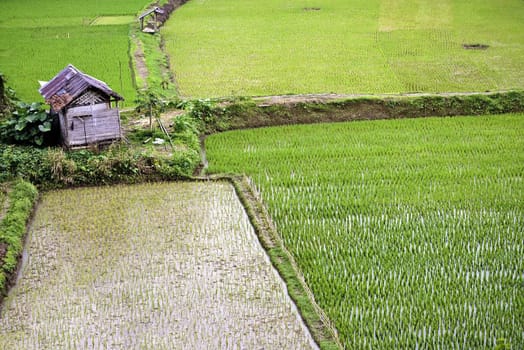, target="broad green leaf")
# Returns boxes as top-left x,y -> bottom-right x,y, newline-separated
34,135 -> 43,146
38,121 -> 51,132
14,122 -> 26,131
